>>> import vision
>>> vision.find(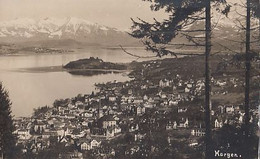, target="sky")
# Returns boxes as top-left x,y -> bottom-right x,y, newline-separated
0,0 -> 167,30
0,0 -> 246,30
